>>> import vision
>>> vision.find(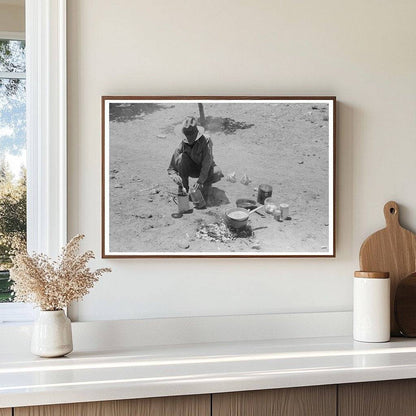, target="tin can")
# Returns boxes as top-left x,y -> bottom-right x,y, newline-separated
257,184 -> 273,205
178,193 -> 190,213
280,203 -> 289,219
273,209 -> 281,221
